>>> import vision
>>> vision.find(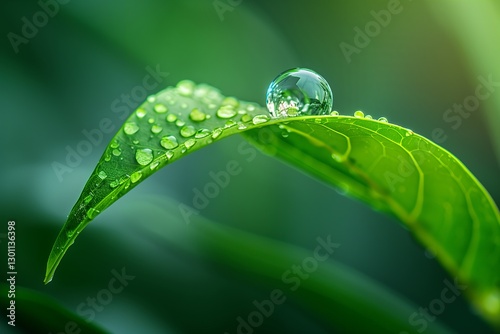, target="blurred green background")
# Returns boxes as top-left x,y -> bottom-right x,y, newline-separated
1,0 -> 499,333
